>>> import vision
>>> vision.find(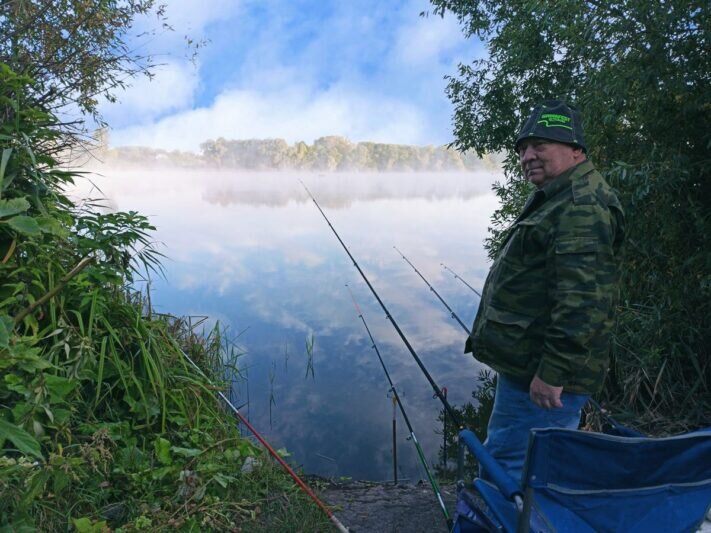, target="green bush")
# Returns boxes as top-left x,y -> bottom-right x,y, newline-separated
0,65 -> 330,532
